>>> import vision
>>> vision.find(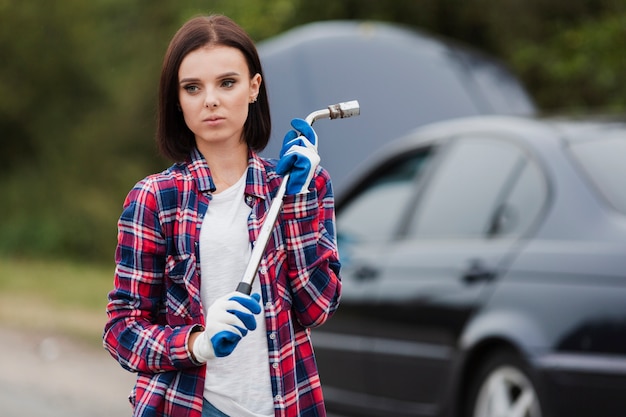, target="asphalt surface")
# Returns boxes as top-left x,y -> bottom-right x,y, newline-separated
0,325 -> 350,417
0,325 -> 135,417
